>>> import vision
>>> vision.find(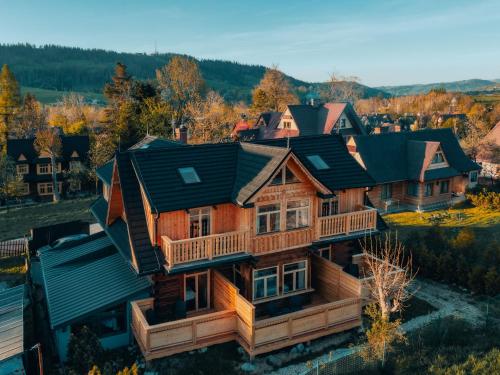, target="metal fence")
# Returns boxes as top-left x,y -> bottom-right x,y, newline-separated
0,238 -> 27,258
302,348 -> 376,375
